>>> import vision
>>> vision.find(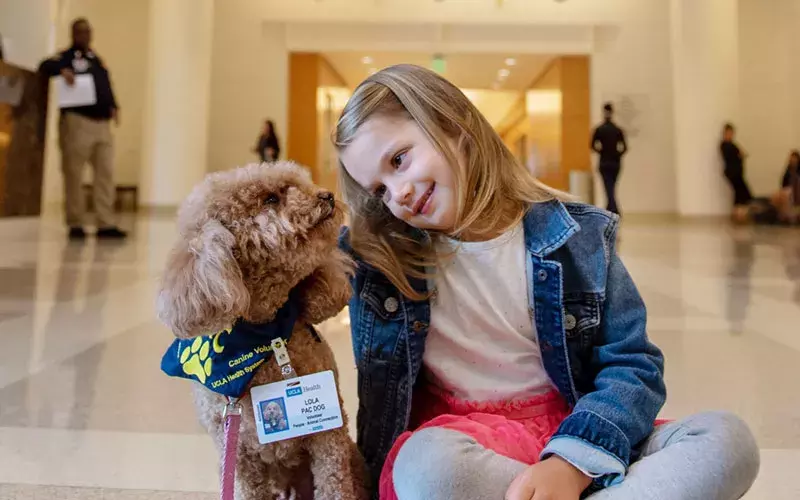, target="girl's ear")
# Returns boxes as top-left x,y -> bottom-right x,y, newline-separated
157,220 -> 250,338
